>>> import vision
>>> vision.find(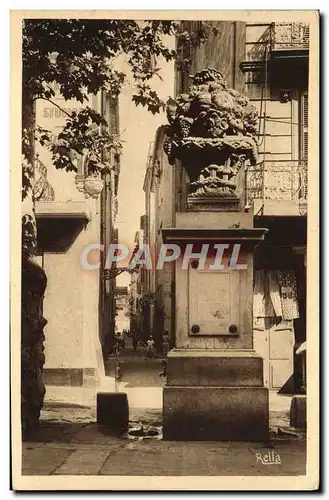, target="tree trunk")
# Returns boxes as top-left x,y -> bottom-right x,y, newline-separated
21,91 -> 47,437
21,257 -> 47,436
